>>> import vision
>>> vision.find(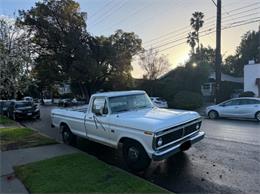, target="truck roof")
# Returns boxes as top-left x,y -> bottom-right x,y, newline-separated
92,90 -> 146,98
